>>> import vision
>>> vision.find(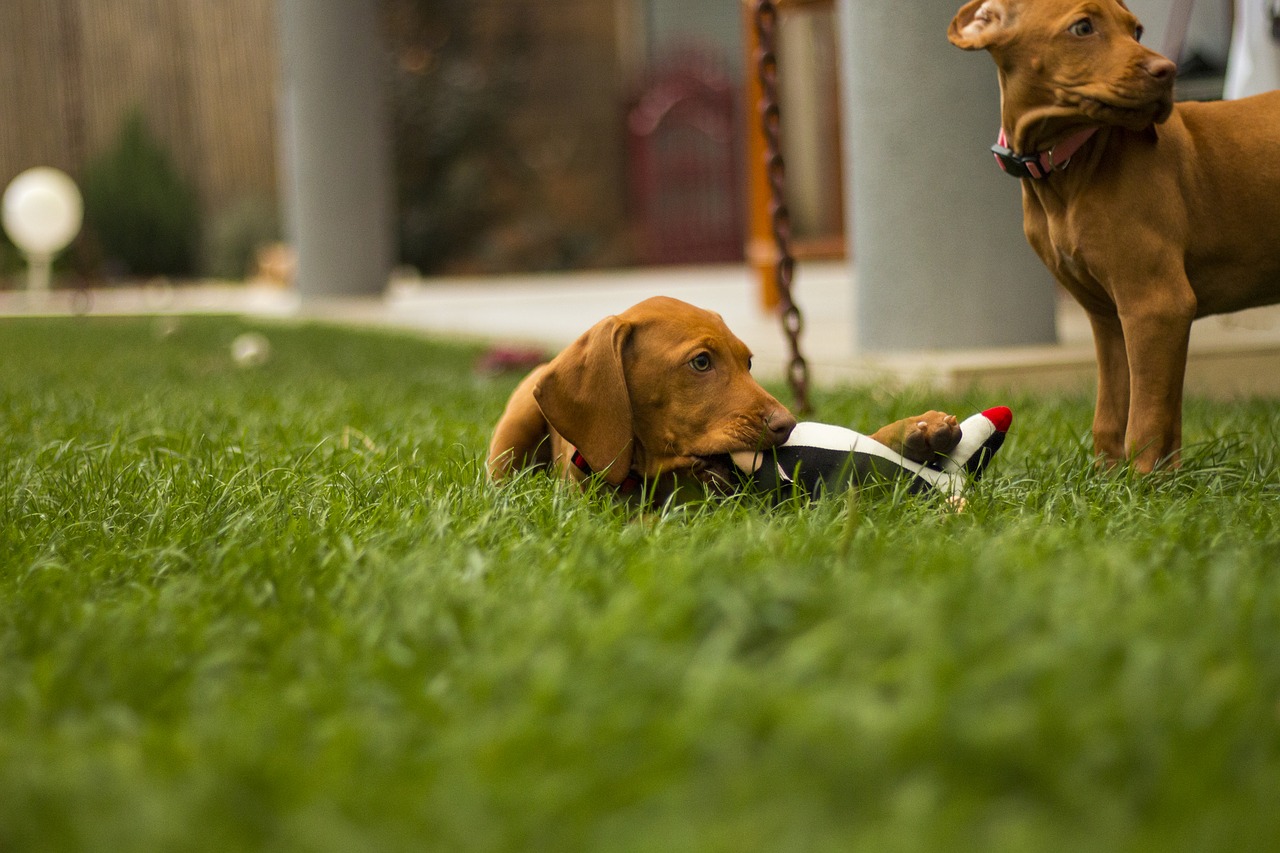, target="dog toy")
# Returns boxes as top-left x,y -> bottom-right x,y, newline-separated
733,407 -> 1012,500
